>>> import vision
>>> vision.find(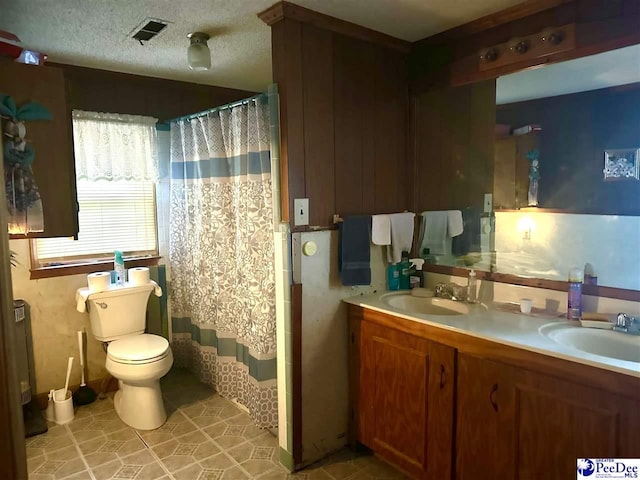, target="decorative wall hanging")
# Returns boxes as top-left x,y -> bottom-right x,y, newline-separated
1,94 -> 51,234
603,149 -> 639,181
526,149 -> 540,206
